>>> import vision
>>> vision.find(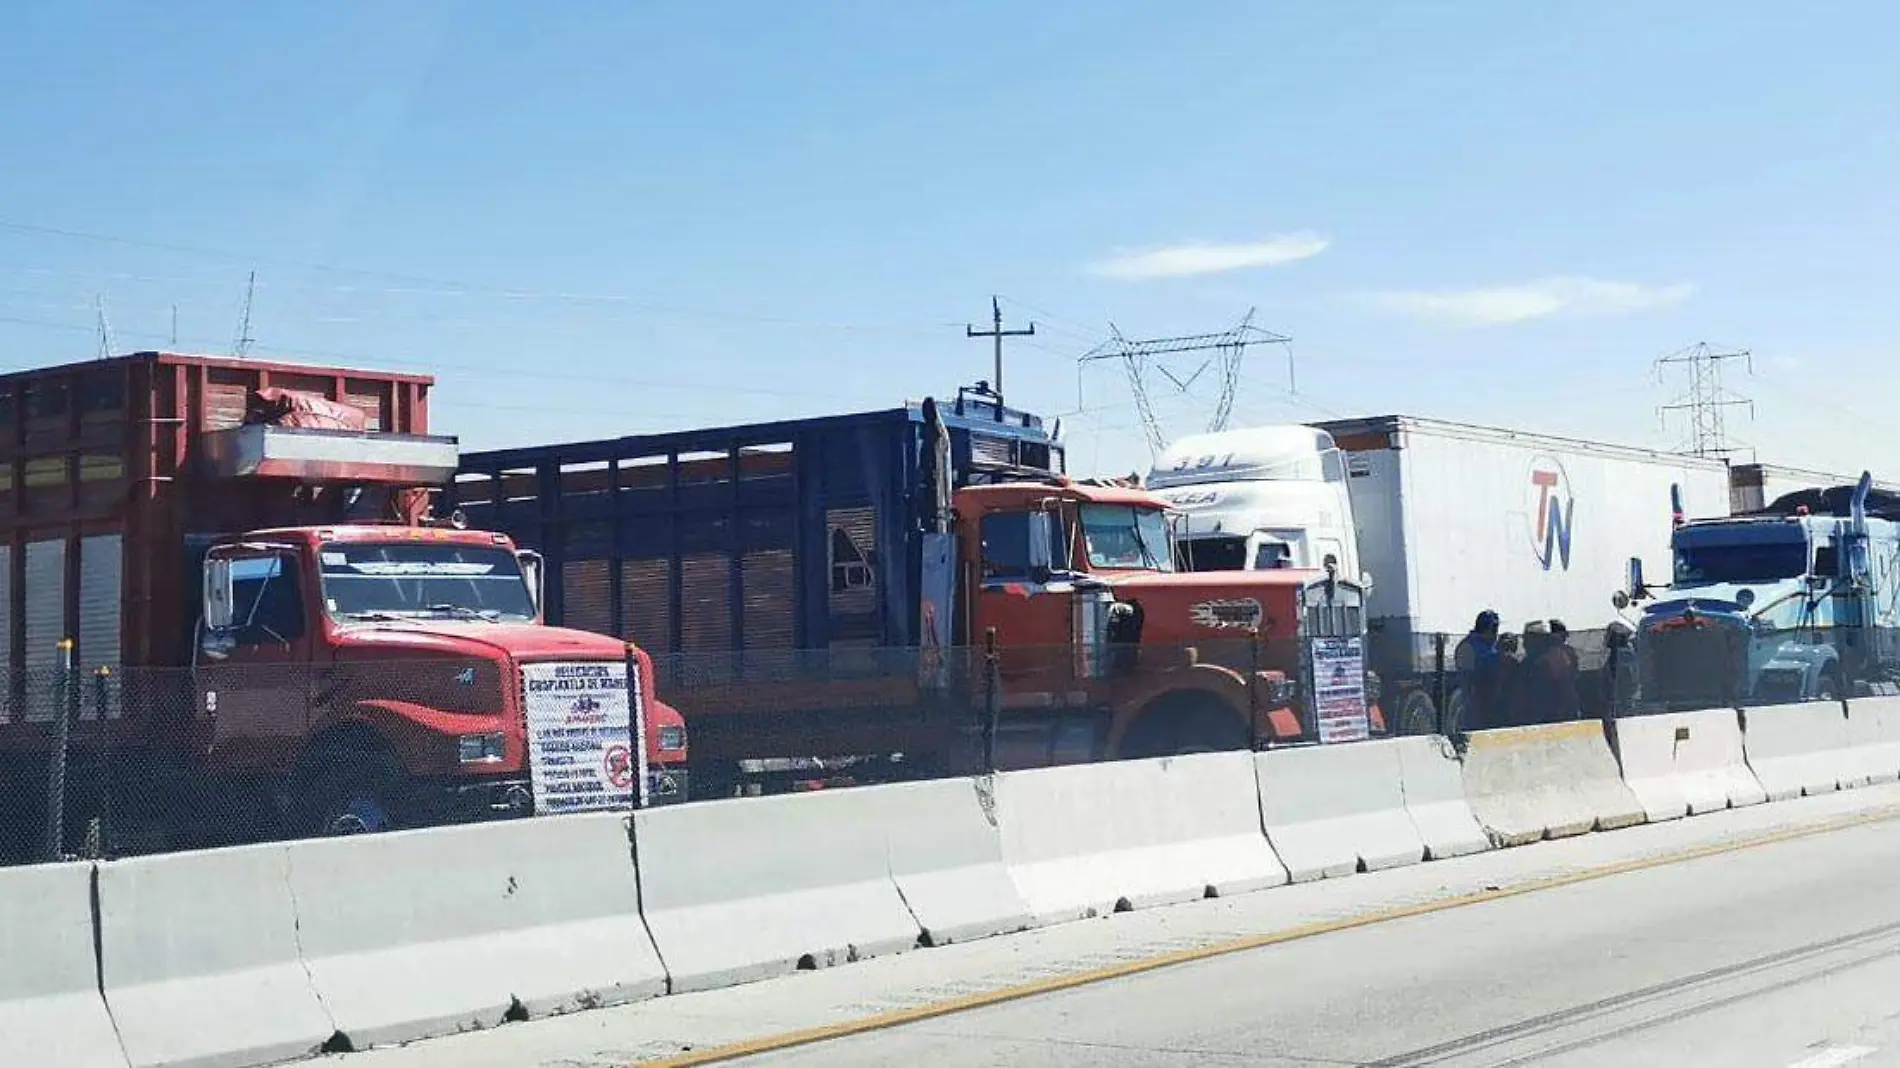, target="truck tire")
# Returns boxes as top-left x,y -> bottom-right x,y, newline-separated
1816,666 -> 1843,703
296,742 -> 404,837
1397,689 -> 1439,737
1119,693 -> 1249,759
